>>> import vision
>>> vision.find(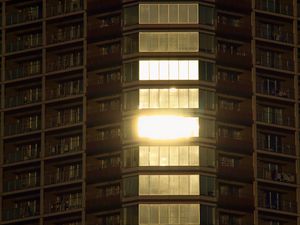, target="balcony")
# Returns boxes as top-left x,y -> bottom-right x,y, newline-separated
86,194 -> 121,212
5,119 -> 41,137
258,195 -> 297,213
45,169 -> 82,186
87,110 -> 121,127
86,134 -> 121,155
257,110 -> 294,127
47,0 -> 83,17
216,0 -> 251,12
217,132 -> 253,155
4,148 -> 39,164
218,192 -> 254,210
46,81 -> 83,100
218,158 -> 253,182
46,111 -> 82,129
86,166 -> 121,184
87,76 -> 121,98
6,33 -> 42,53
217,102 -> 252,125
47,52 -> 83,73
5,60 -> 42,81
45,197 -> 82,214
256,82 -> 293,99
45,143 -> 82,157
216,15 -> 251,40
48,24 -> 83,45
4,176 -> 40,193
6,6 -> 42,26
257,141 -> 295,156
3,207 -> 39,221
256,0 -> 293,16
256,25 -> 293,44
256,52 -> 294,72
257,167 -> 296,184
217,74 -> 252,97
5,91 -> 42,108
217,44 -> 252,69
87,43 -> 121,71
88,16 -> 121,41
